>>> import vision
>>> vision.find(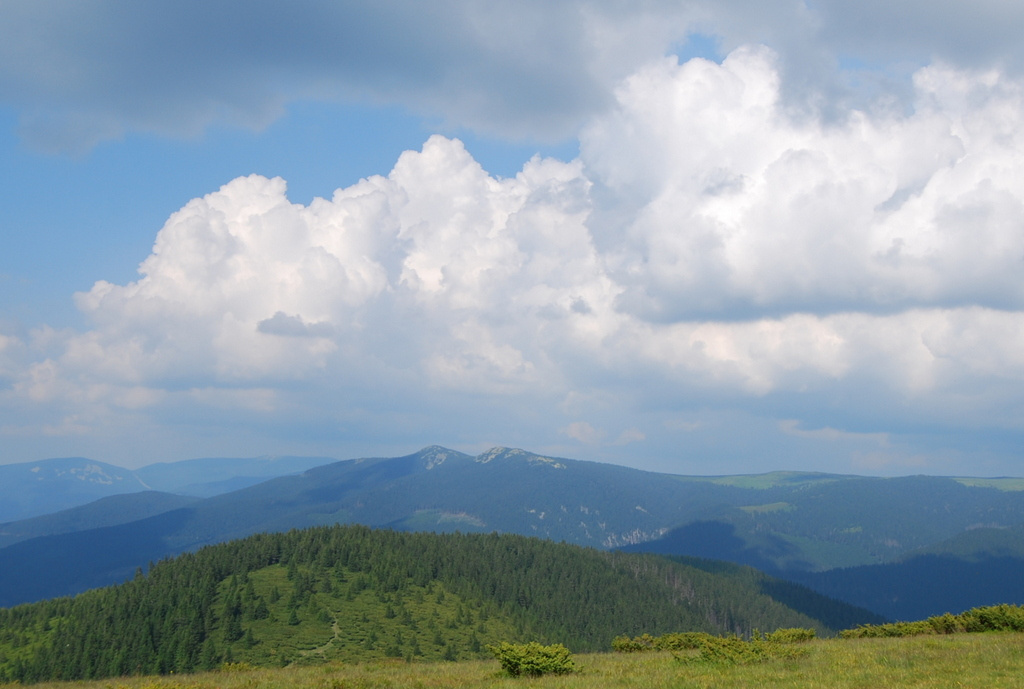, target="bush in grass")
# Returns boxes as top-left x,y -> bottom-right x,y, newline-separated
675,635 -> 809,666
611,634 -> 655,652
613,632 -> 711,652
962,604 -> 1024,632
687,636 -> 765,665
927,613 -> 964,635
841,621 -> 928,638
761,628 -> 816,644
655,632 -> 717,651
487,641 -> 576,677
840,604 -> 1024,639
614,629 -> 811,652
